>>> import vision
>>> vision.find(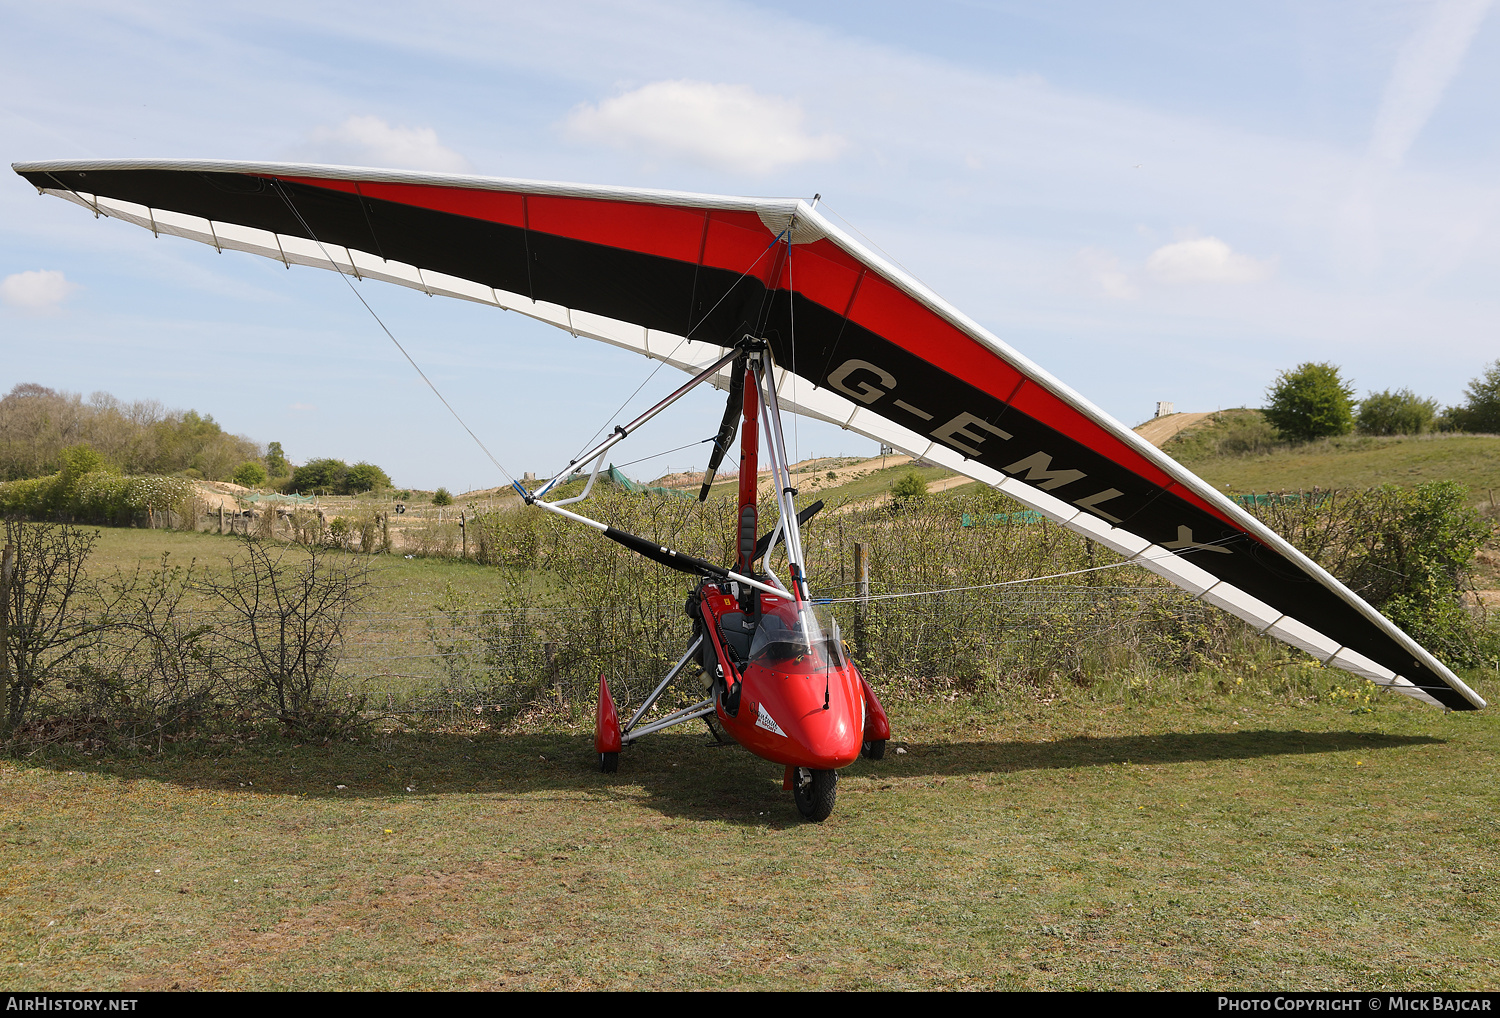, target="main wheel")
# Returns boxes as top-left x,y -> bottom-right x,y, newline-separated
792,767 -> 838,822
599,752 -> 618,773
862,739 -> 886,760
